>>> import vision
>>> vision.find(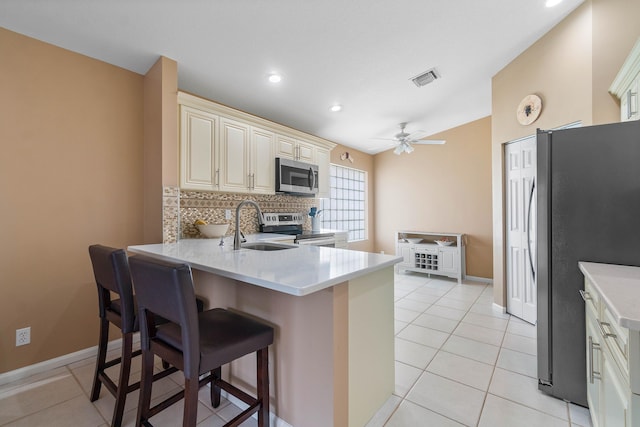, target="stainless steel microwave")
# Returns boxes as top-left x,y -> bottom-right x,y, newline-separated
275,157 -> 319,196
